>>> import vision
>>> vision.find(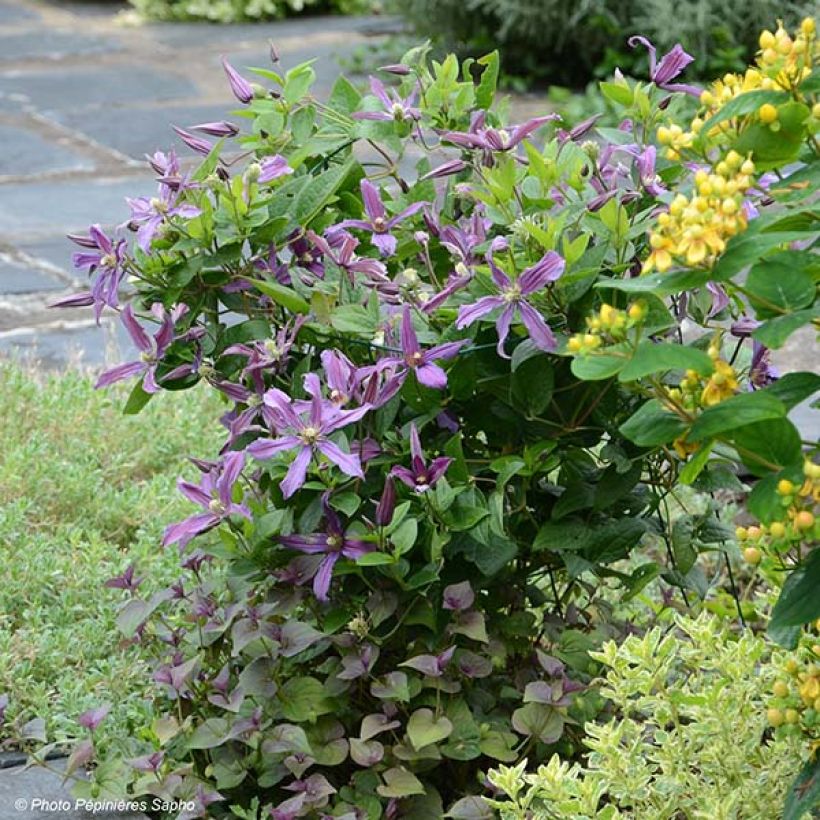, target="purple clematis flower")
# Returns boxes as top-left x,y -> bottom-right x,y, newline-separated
127,187 -> 201,253
627,37 -> 701,97
377,306 -> 467,390
456,248 -> 564,357
750,341 -> 779,387
337,179 -> 426,257
258,154 -> 293,183
63,224 -> 127,321
279,494 -> 374,601
632,145 -> 667,196
442,111 -> 559,152
247,373 -> 369,498
307,230 -> 388,284
353,76 -> 421,123
96,302 -> 187,393
163,452 -> 250,549
391,423 -> 452,493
